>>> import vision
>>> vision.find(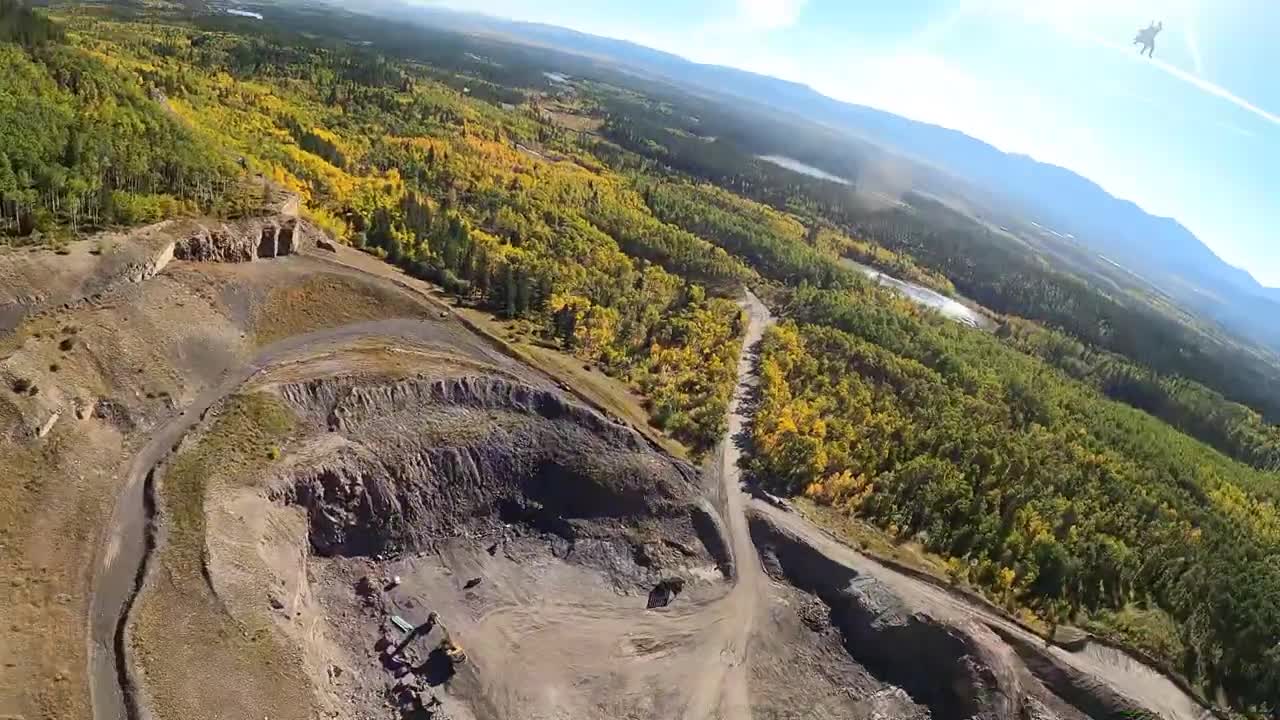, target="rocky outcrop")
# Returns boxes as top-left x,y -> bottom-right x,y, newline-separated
1051,626 -> 1089,652
0,209 -> 319,333
272,376 -> 717,580
749,514 -> 1081,720
120,240 -> 175,283
281,375 -> 646,450
172,215 -> 316,263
